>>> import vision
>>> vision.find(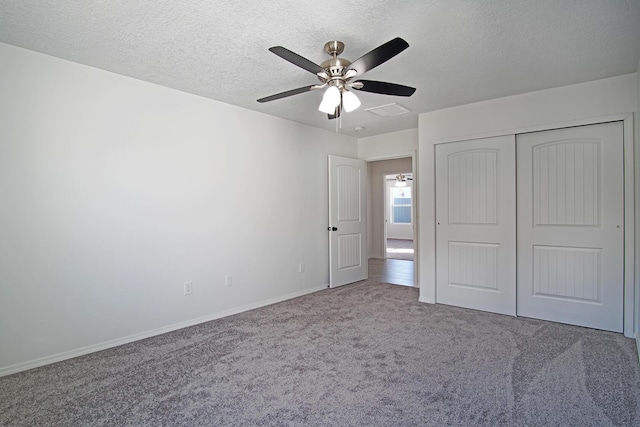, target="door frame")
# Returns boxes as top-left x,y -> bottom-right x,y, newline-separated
422,113 -> 635,338
362,151 -> 419,287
